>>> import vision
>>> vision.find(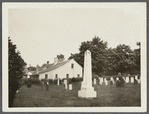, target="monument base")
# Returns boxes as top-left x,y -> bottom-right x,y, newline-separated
78,87 -> 96,98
